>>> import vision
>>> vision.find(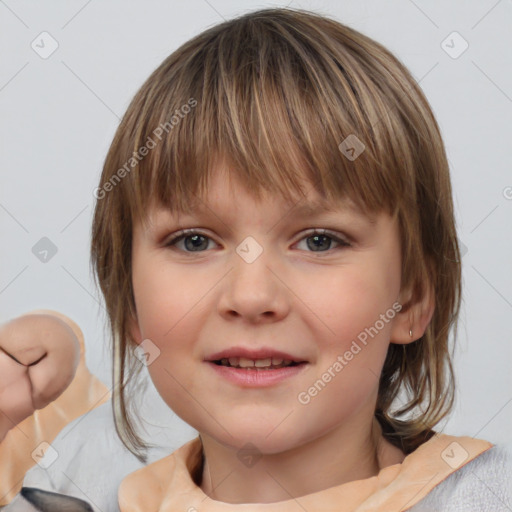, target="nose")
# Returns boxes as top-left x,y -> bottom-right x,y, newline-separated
217,240 -> 290,323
